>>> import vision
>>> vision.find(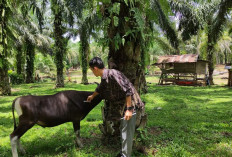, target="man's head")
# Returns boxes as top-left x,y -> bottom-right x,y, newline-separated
89,57 -> 104,69
89,57 -> 104,77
